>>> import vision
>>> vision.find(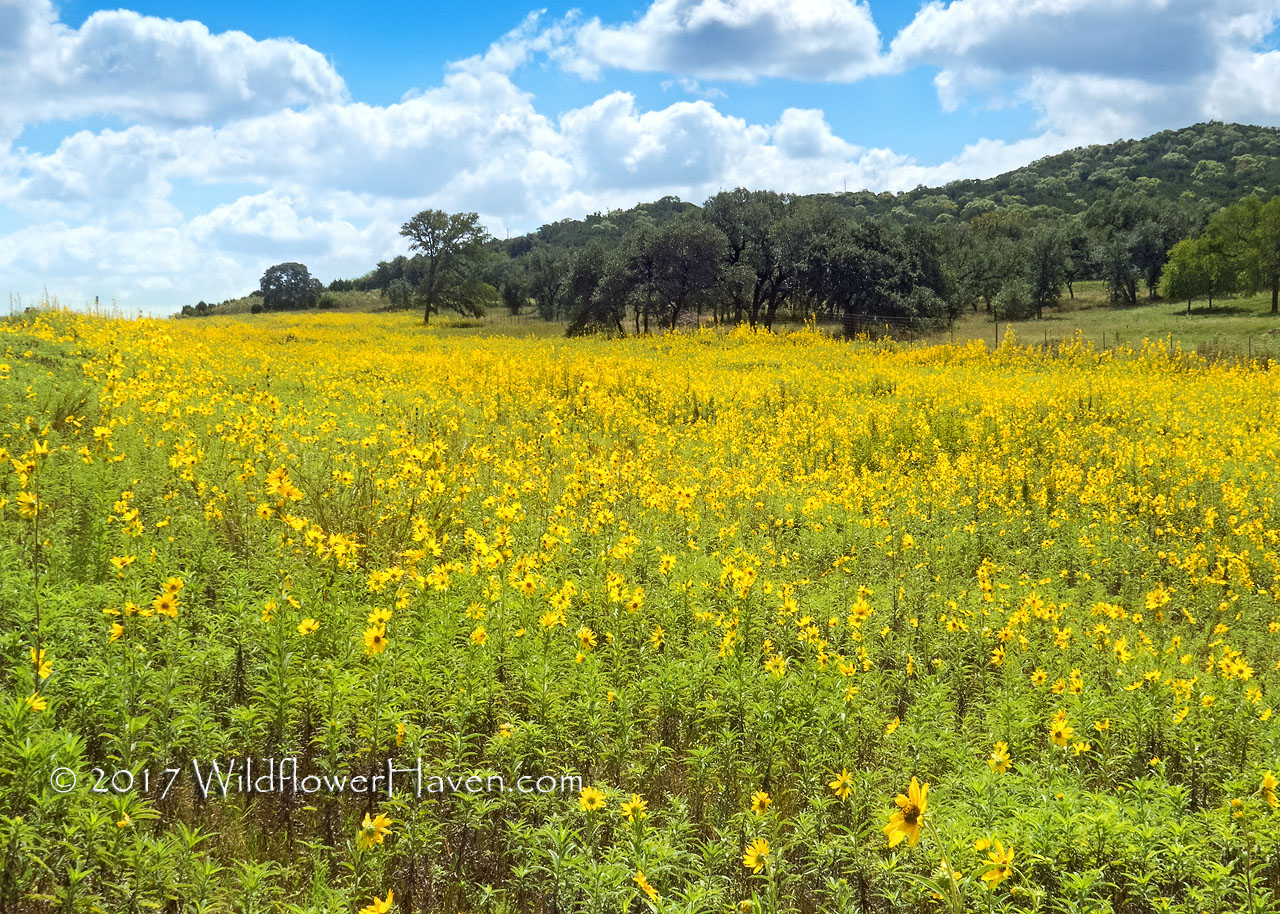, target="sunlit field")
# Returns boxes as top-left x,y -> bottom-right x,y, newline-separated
2,309 -> 1278,914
